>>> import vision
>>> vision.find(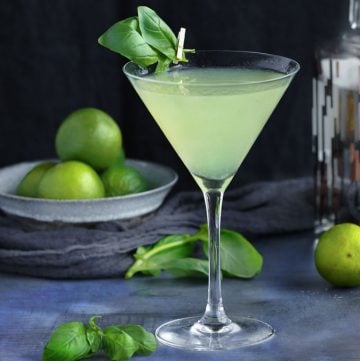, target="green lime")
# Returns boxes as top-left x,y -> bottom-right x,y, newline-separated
101,165 -> 147,197
55,108 -> 122,171
38,161 -> 105,200
112,147 -> 126,167
315,223 -> 360,287
16,162 -> 55,198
